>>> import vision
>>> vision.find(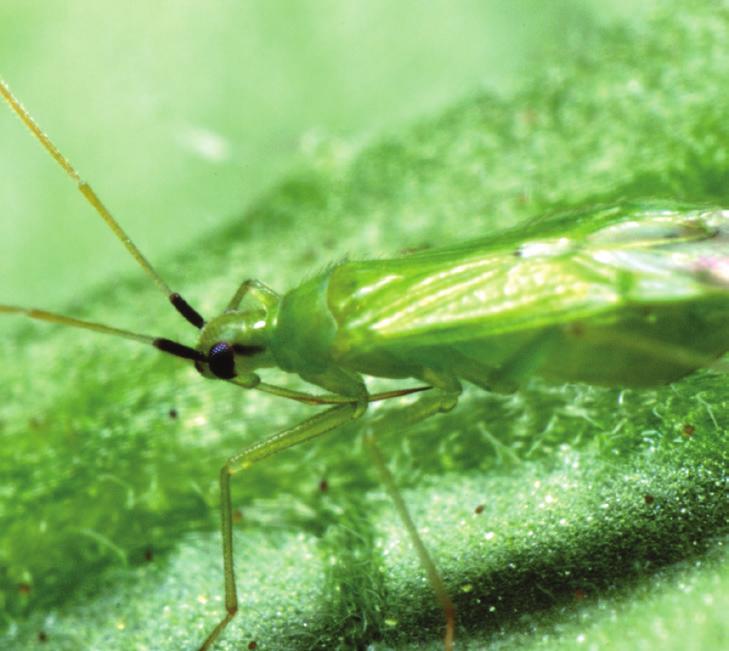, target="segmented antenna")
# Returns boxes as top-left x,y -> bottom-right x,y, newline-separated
0,78 -> 205,329
0,305 -> 205,363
